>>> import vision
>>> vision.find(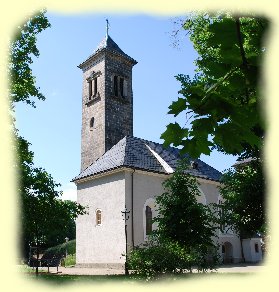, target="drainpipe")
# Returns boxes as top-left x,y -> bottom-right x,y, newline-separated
131,168 -> 135,249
